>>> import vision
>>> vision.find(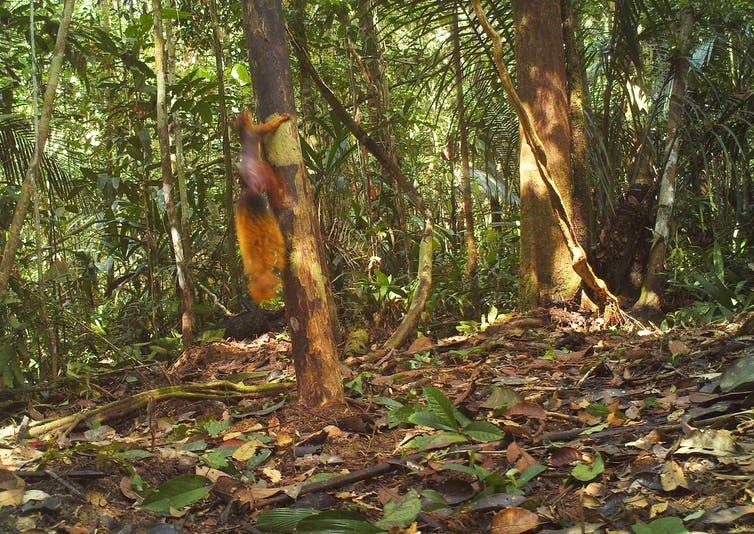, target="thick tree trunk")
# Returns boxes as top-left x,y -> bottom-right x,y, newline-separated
0,0 -> 76,300
152,0 -> 194,347
512,0 -> 581,307
633,6 -> 695,316
451,11 -> 480,316
241,0 -> 344,407
473,0 -> 623,321
207,0 -> 243,302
